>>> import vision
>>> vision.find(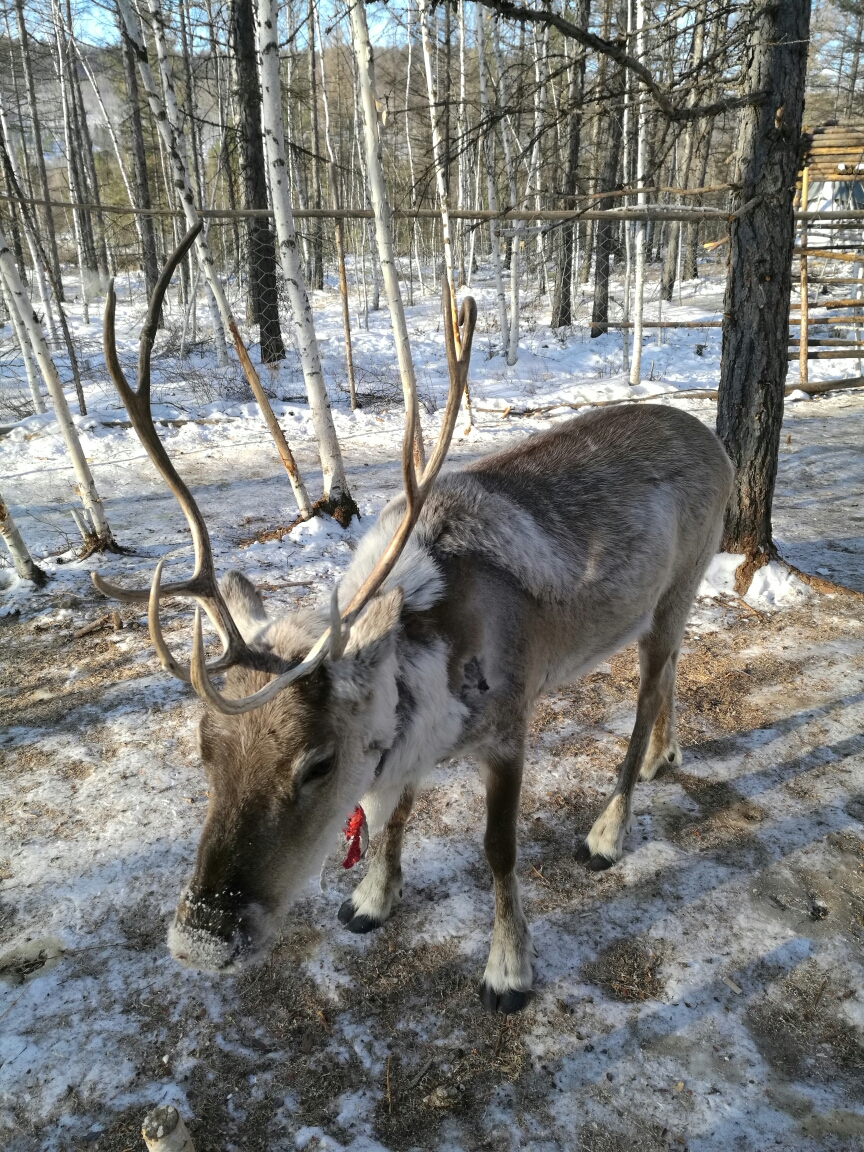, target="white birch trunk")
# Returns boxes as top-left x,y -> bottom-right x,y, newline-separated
405,0 -> 424,300
418,0 -> 455,297
492,18 -> 520,363
53,0 -> 91,324
529,26 -> 550,297
418,0 -> 471,420
0,91 -> 56,341
0,263 -> 45,413
456,0 -> 468,287
73,40 -> 137,216
621,0 -> 633,374
476,4 -> 508,356
629,0 -> 648,388
349,0 -> 424,465
313,3 -> 358,409
115,0 -> 312,516
257,0 -> 354,516
143,0 -> 228,366
0,489 -> 47,586
0,221 -> 112,542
